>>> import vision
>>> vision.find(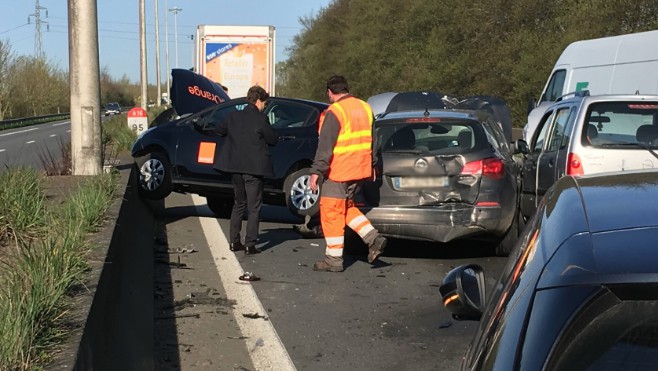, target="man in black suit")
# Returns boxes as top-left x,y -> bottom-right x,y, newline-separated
214,85 -> 278,254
